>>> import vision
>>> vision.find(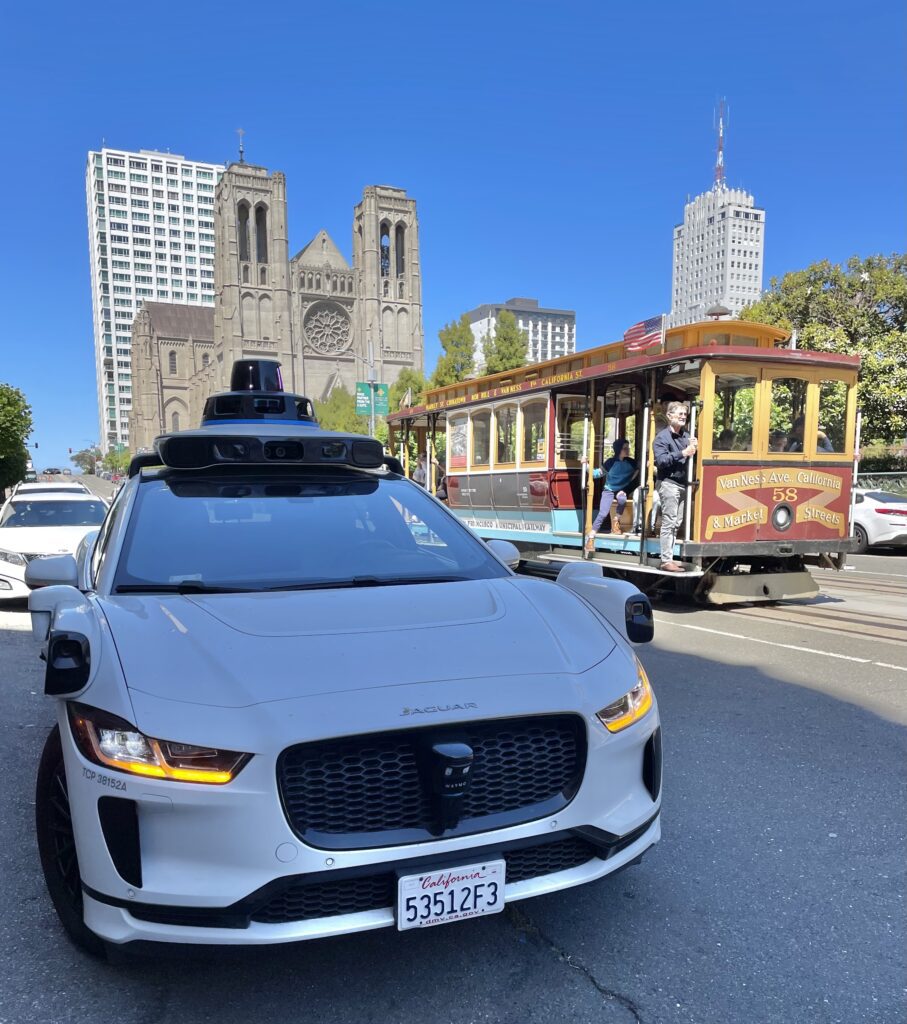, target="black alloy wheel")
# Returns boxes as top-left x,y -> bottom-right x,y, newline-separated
853,524 -> 869,555
35,726 -> 106,957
